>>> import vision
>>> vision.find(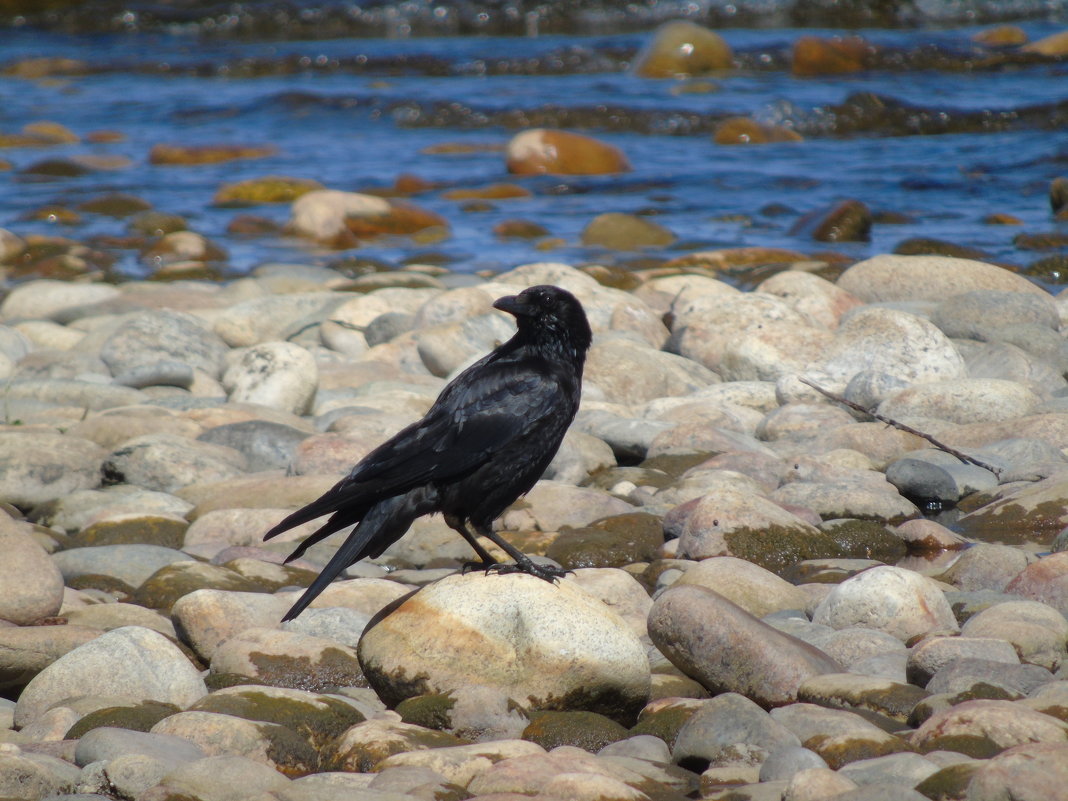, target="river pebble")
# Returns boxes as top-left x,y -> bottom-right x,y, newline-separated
3,257 -> 1068,800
